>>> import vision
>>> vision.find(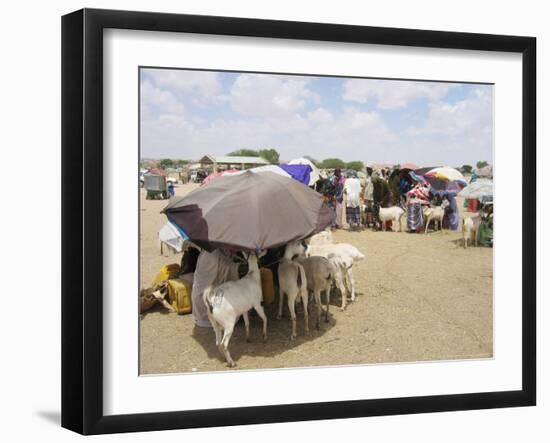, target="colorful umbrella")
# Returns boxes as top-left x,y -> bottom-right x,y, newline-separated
425,167 -> 467,185
163,171 -> 333,252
